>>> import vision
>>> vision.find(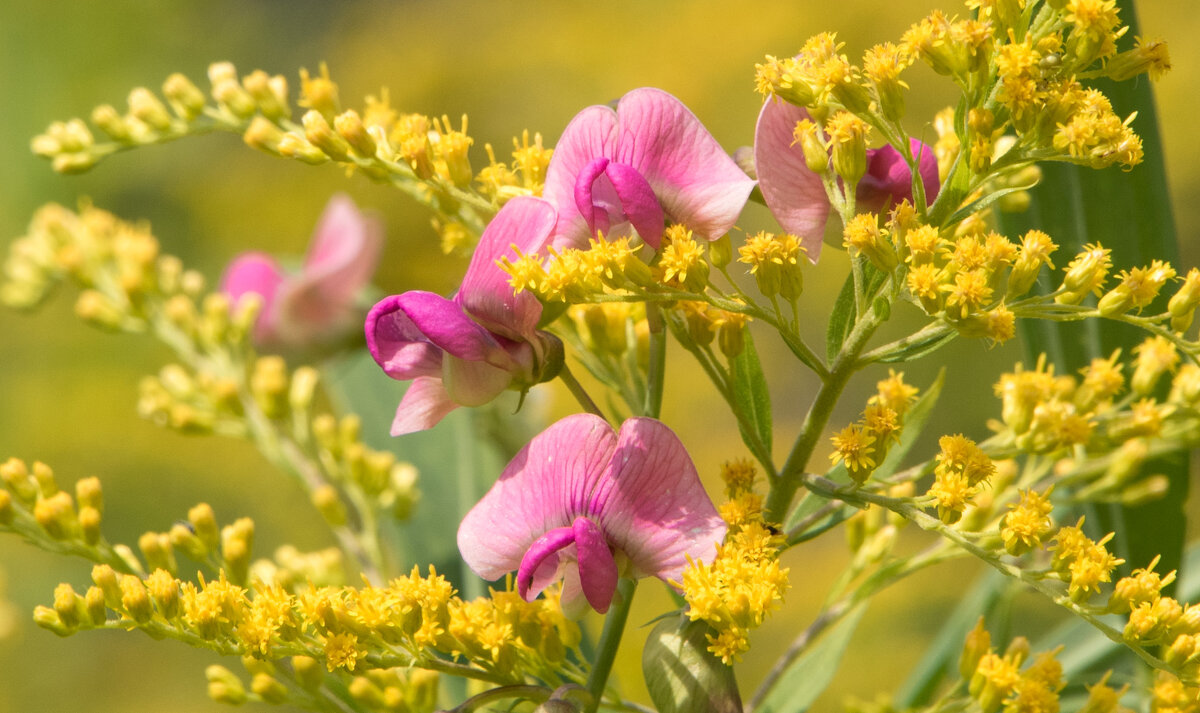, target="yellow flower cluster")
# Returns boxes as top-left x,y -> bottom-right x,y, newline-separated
927,434 -> 995,524
39,563 -> 580,686
1102,554 -> 1200,682
994,340 -> 1198,466
1051,518 -> 1124,601
679,460 -> 790,664
1153,671 -> 1200,713
738,231 -> 806,300
501,235 -> 654,303
959,621 -> 1123,713
830,370 -> 920,484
